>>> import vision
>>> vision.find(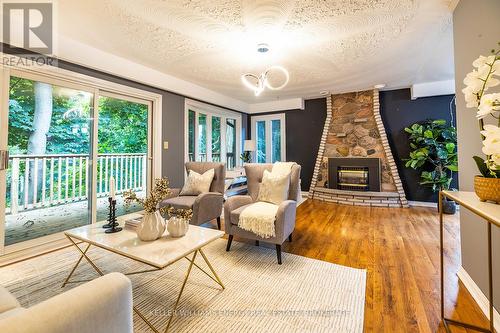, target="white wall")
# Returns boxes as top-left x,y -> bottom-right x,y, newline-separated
453,0 -> 500,310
